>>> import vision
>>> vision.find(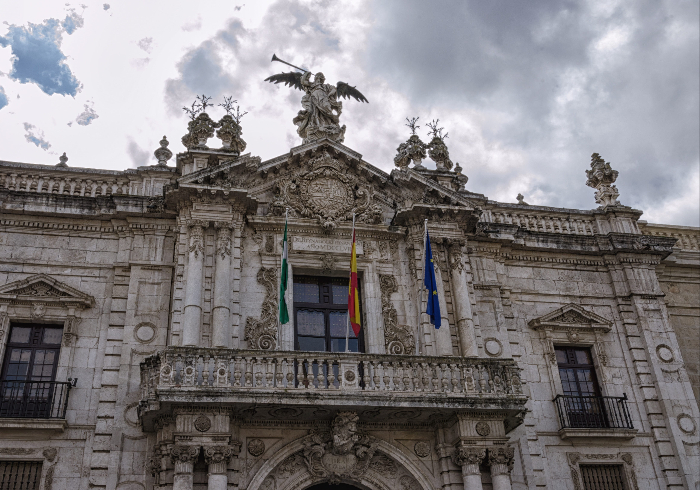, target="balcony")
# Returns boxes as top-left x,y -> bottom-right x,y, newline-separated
0,380 -> 73,434
554,394 -> 637,440
139,347 -> 528,431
